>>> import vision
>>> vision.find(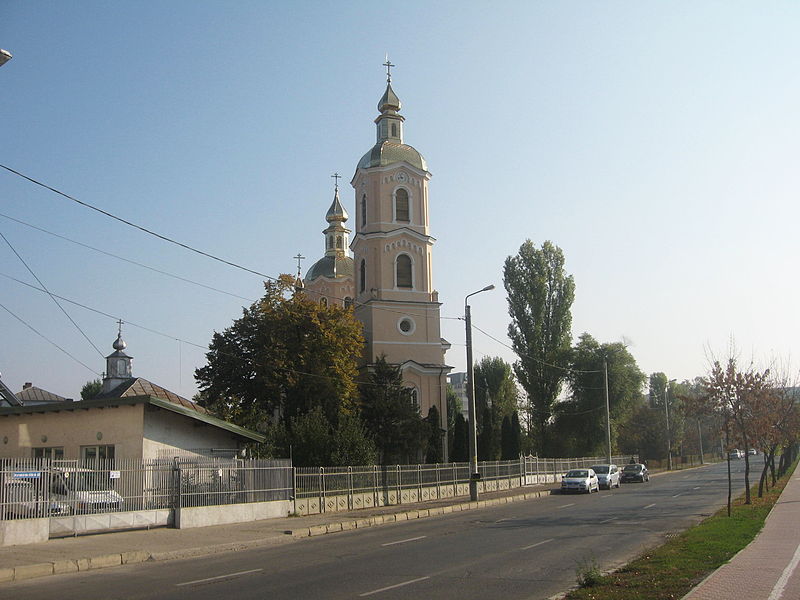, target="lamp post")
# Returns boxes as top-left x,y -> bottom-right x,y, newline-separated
664,379 -> 676,470
0,50 -> 12,68
465,284 -> 494,501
